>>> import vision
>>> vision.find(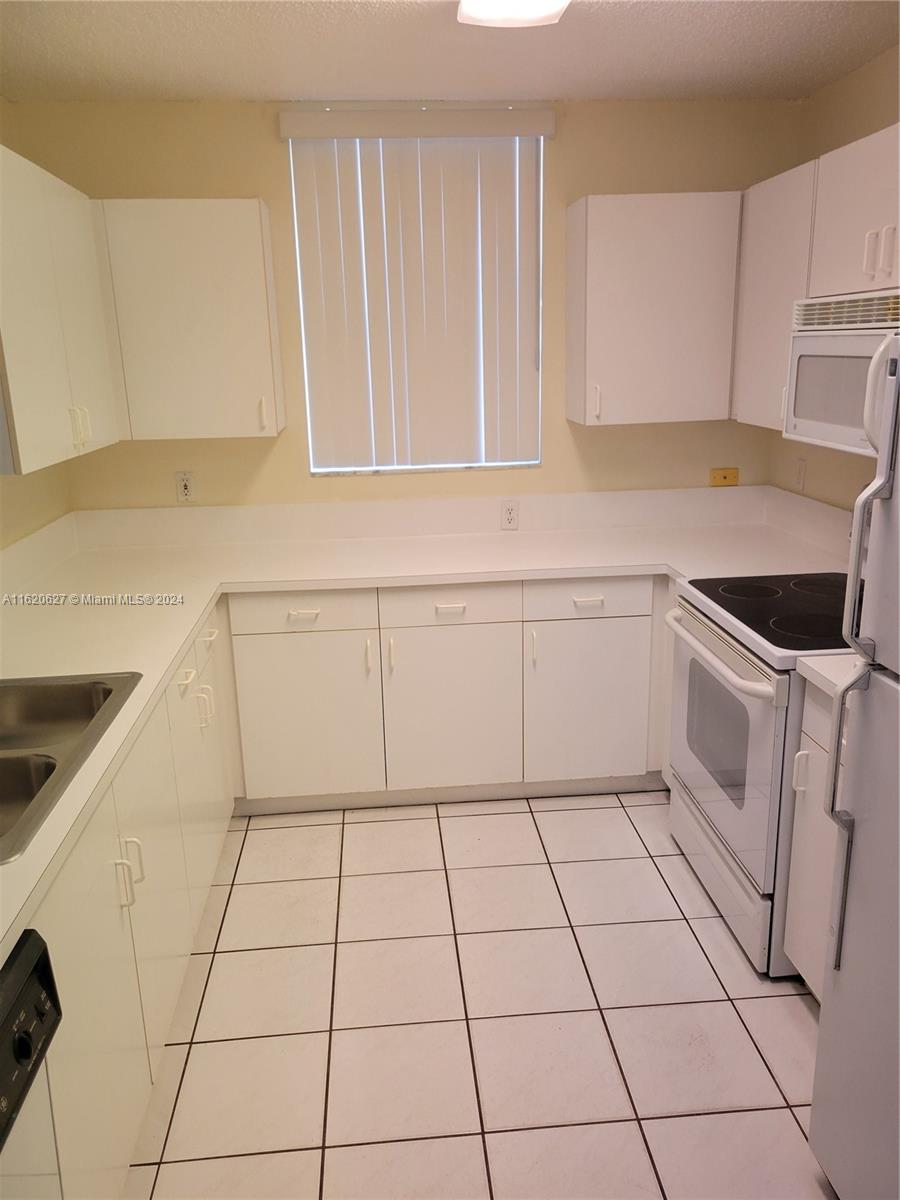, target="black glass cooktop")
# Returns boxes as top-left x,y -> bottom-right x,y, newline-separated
689,572 -> 849,651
